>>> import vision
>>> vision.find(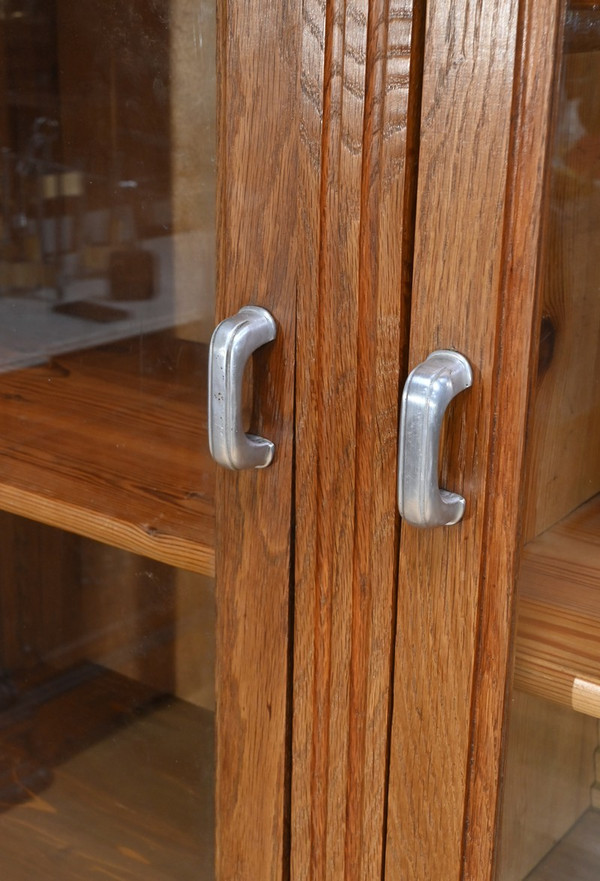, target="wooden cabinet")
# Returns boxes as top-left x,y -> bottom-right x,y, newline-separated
0,0 -> 598,879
